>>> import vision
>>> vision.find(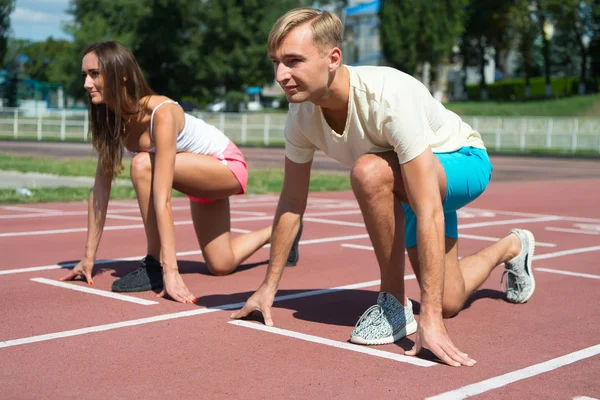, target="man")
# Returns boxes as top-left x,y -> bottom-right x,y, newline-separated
231,8 -> 536,367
